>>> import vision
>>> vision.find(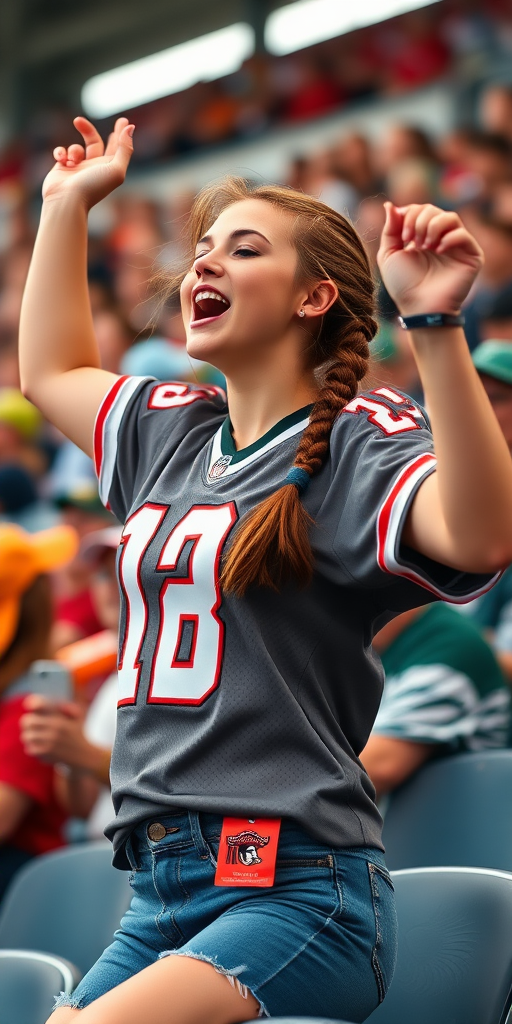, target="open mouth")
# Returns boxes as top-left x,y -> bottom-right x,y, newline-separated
192,289 -> 231,324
